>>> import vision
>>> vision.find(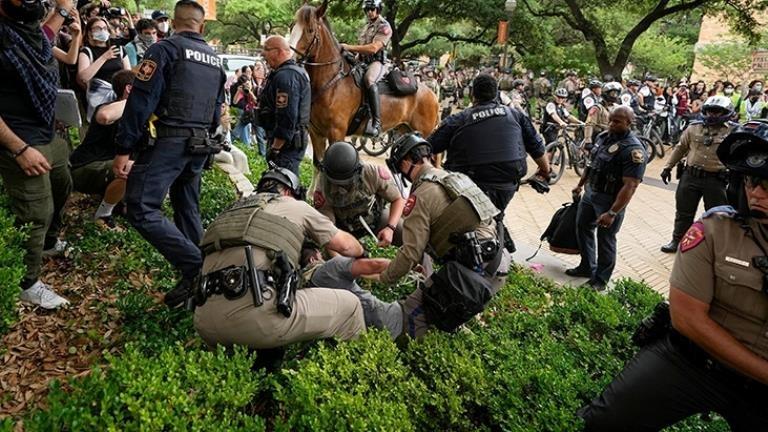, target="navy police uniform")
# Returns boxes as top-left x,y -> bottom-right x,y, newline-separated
259,59 -> 311,176
116,31 -> 226,281
575,131 -> 646,286
428,100 -> 545,215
